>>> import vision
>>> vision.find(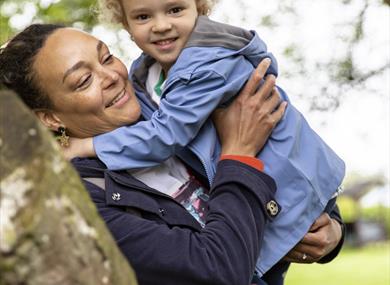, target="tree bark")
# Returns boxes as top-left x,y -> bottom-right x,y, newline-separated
0,90 -> 138,285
